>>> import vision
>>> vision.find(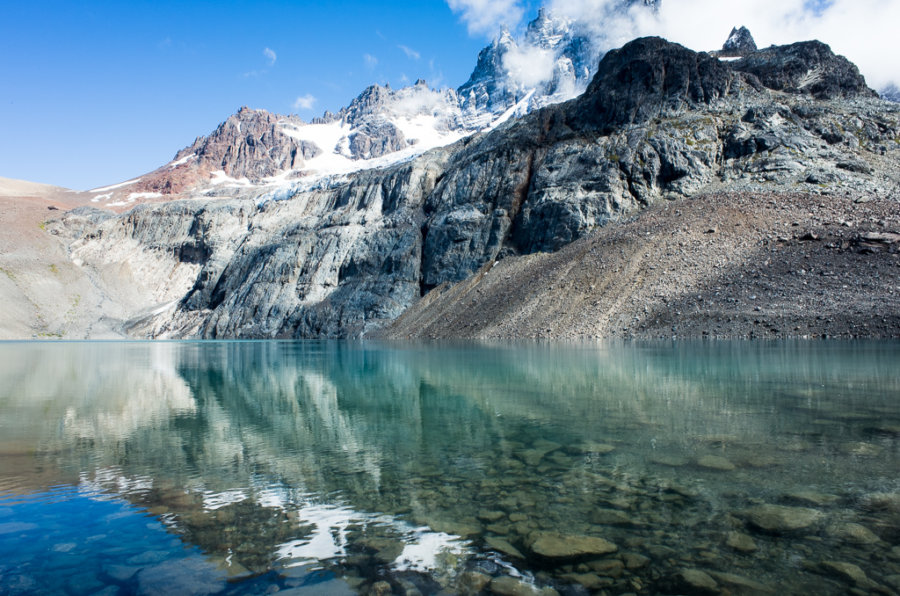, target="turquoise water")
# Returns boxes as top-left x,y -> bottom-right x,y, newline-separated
0,341 -> 898,595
